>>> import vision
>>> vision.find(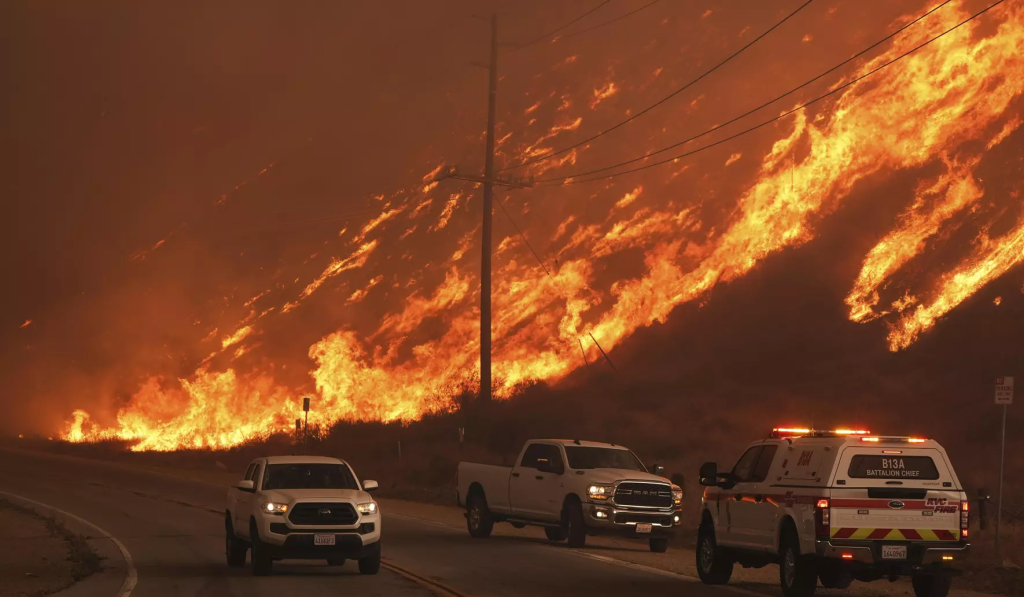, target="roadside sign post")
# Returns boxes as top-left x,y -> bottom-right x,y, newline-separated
302,397 -> 311,455
994,377 -> 1013,561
